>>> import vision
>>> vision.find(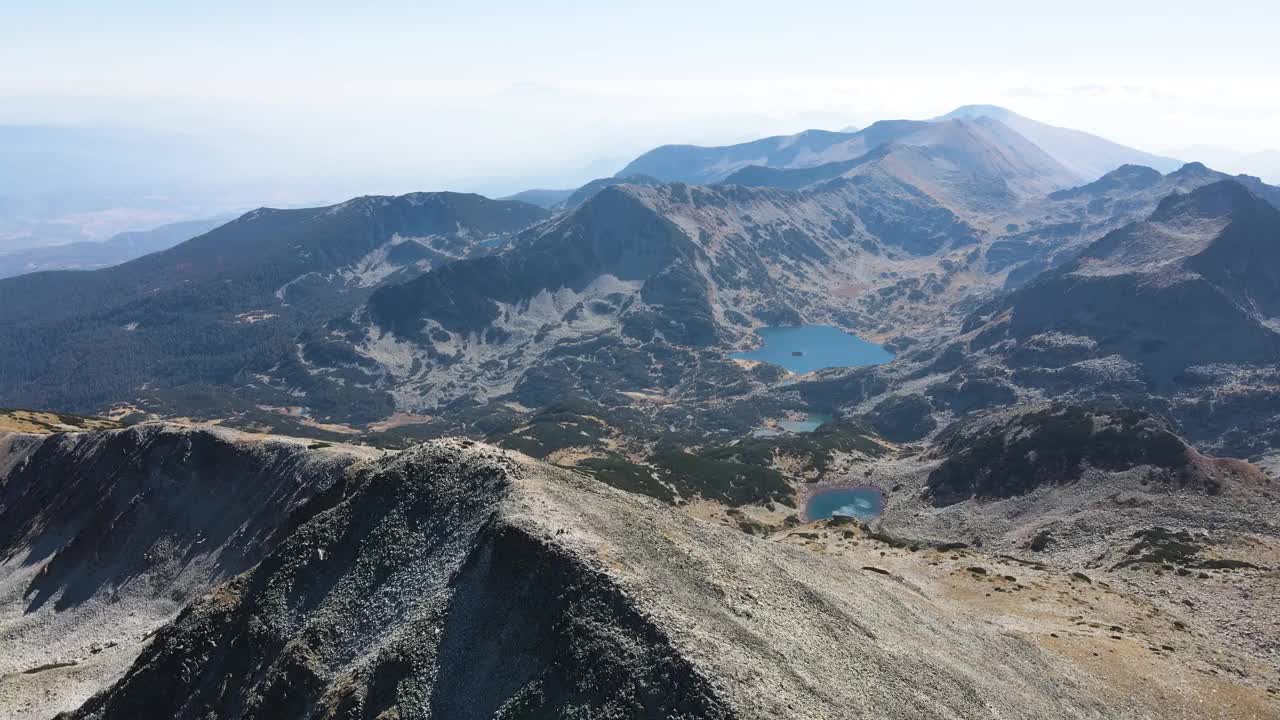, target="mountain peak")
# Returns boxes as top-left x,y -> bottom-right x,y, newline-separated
613,106 -> 1176,188
1150,179 -> 1258,223
1048,164 -> 1163,200
1167,161 -> 1218,181
939,104 -> 1018,121
937,106 -> 1182,179
1110,163 -> 1164,178
1162,159 -> 1218,183
561,173 -> 665,208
